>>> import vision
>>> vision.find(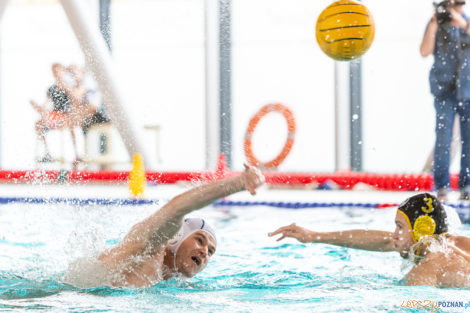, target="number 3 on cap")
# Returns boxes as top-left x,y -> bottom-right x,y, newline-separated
421,197 -> 434,214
